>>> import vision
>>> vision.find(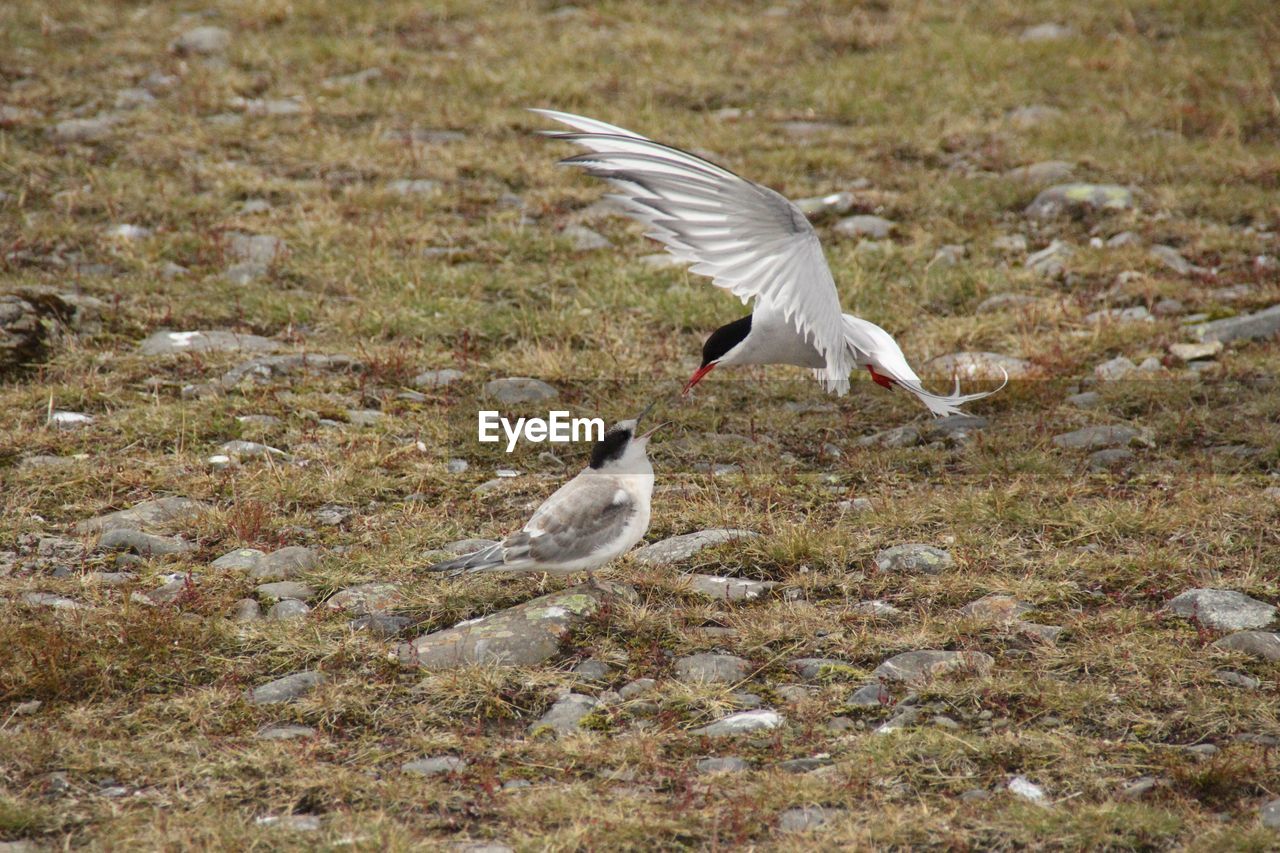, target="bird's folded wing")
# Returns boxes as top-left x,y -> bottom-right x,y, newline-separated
502,475 -> 639,566
533,108 -> 853,394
